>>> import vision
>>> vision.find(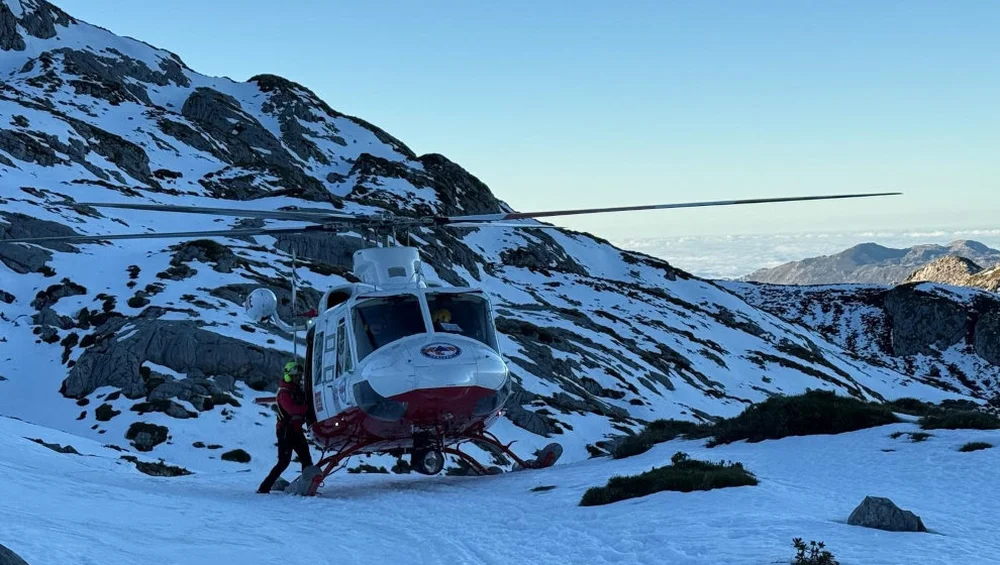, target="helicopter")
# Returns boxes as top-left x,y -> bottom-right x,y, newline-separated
4,190 -> 901,495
